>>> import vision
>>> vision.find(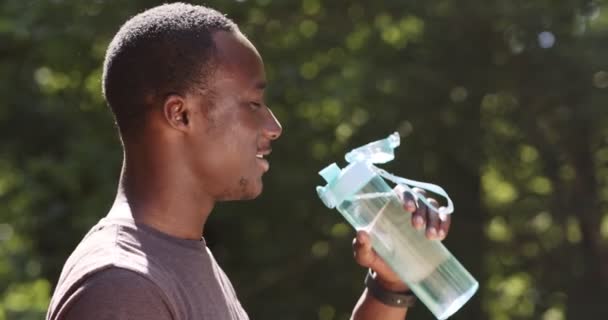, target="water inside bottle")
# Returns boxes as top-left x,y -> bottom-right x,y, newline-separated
343,193 -> 477,319
409,256 -> 479,319
366,198 -> 450,282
